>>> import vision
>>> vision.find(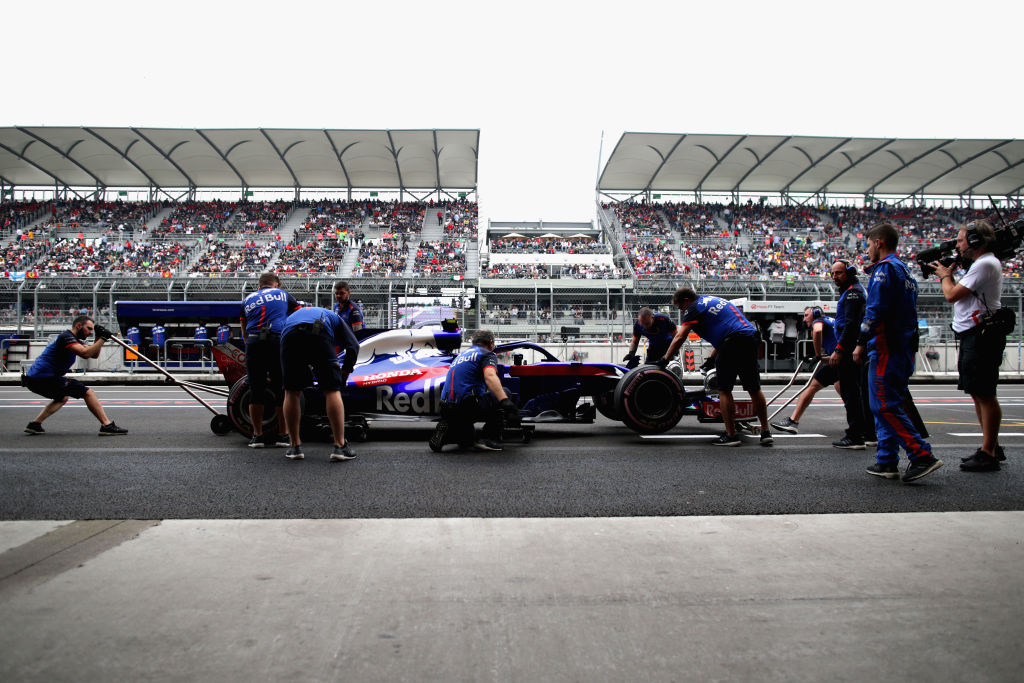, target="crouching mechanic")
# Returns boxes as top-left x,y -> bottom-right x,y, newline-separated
280,306 -> 359,462
623,307 -> 676,367
771,307 -> 860,446
663,287 -> 773,446
22,315 -> 128,436
429,329 -> 520,452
